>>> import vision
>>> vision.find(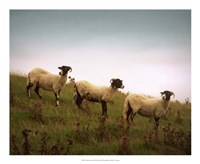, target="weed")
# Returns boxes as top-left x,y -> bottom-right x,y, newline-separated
116,116 -> 130,138
144,131 -> 154,147
11,134 -> 21,155
74,122 -> 90,144
83,102 -> 92,117
40,132 -> 49,155
64,139 -> 73,155
49,140 -> 64,155
162,123 -> 191,154
95,116 -> 110,142
176,110 -> 183,124
29,101 -> 44,124
117,117 -> 132,155
143,124 -> 156,149
118,136 -> 132,155
22,129 -> 32,155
